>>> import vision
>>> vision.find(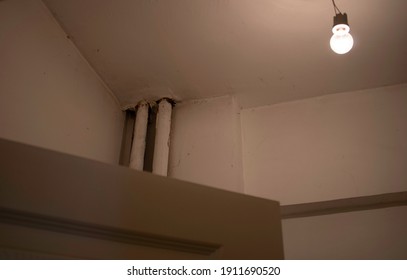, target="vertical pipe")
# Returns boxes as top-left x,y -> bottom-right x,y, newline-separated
153,99 -> 172,176
129,101 -> 149,171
